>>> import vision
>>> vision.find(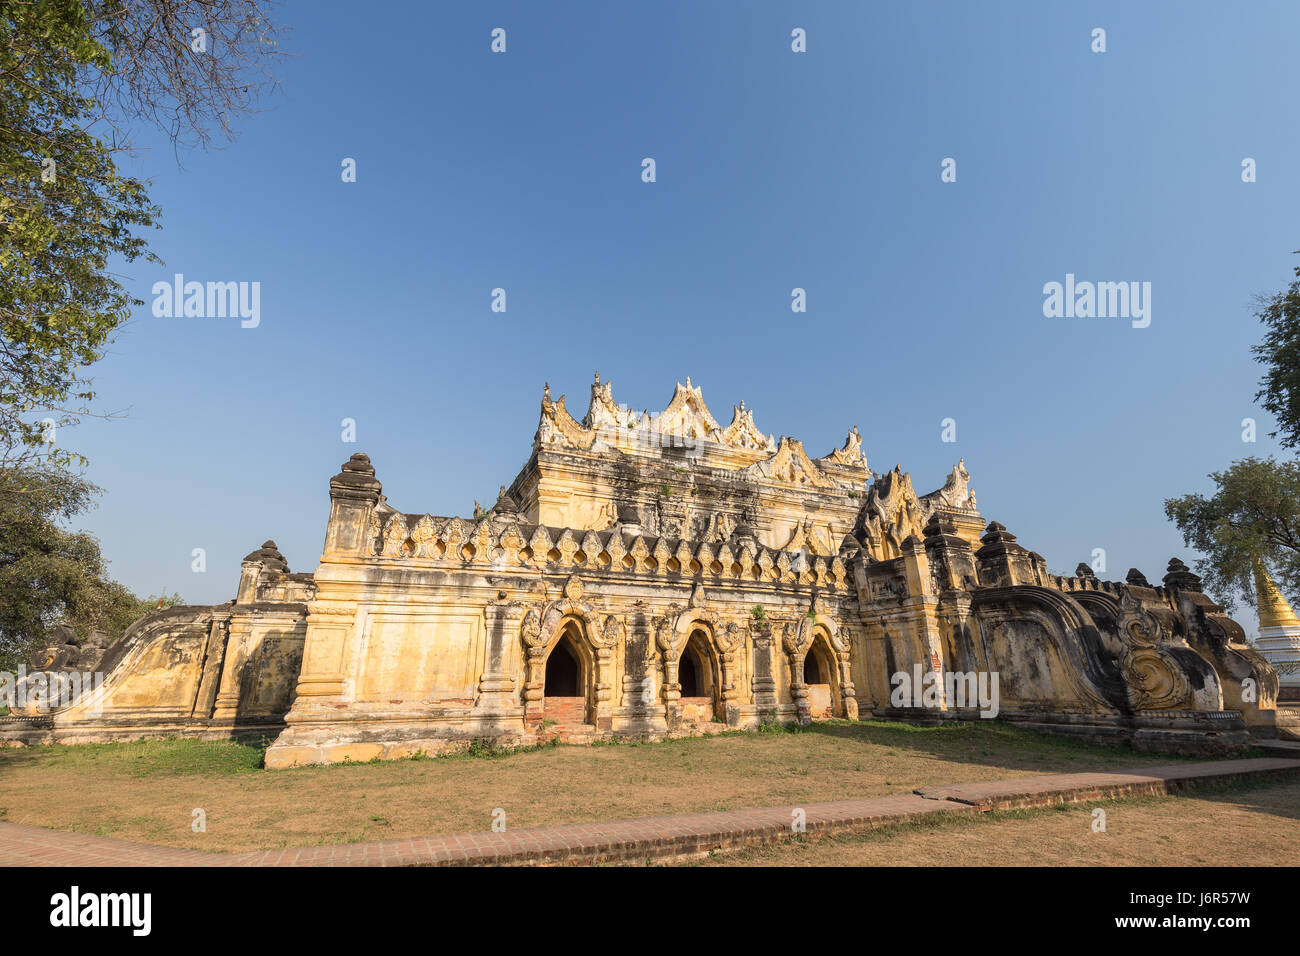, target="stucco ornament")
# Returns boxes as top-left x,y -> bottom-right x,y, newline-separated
1116,591 -> 1192,711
